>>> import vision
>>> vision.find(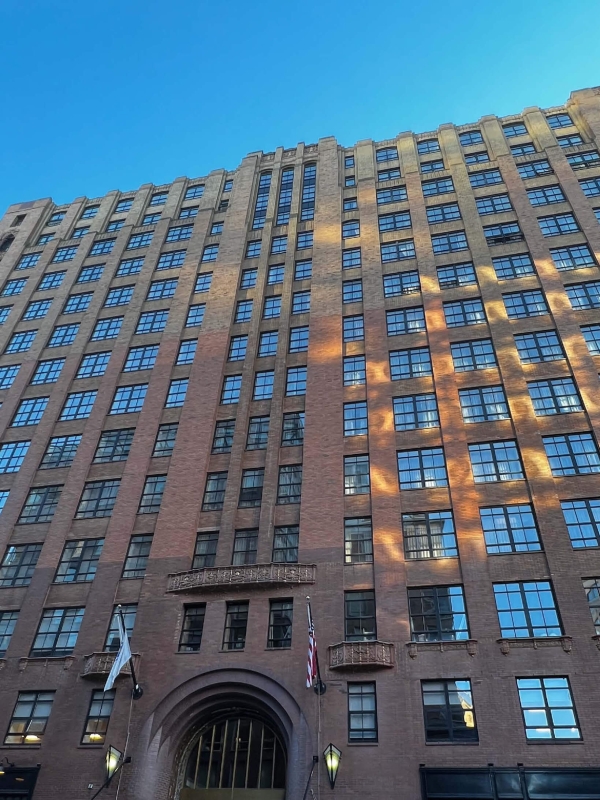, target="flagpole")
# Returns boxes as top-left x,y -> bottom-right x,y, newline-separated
306,596 -> 325,800
117,606 -> 143,699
